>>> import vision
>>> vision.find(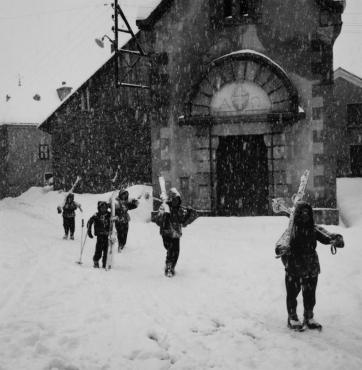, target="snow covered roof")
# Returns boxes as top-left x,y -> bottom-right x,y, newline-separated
334,67 -> 362,88
0,1 -> 161,127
